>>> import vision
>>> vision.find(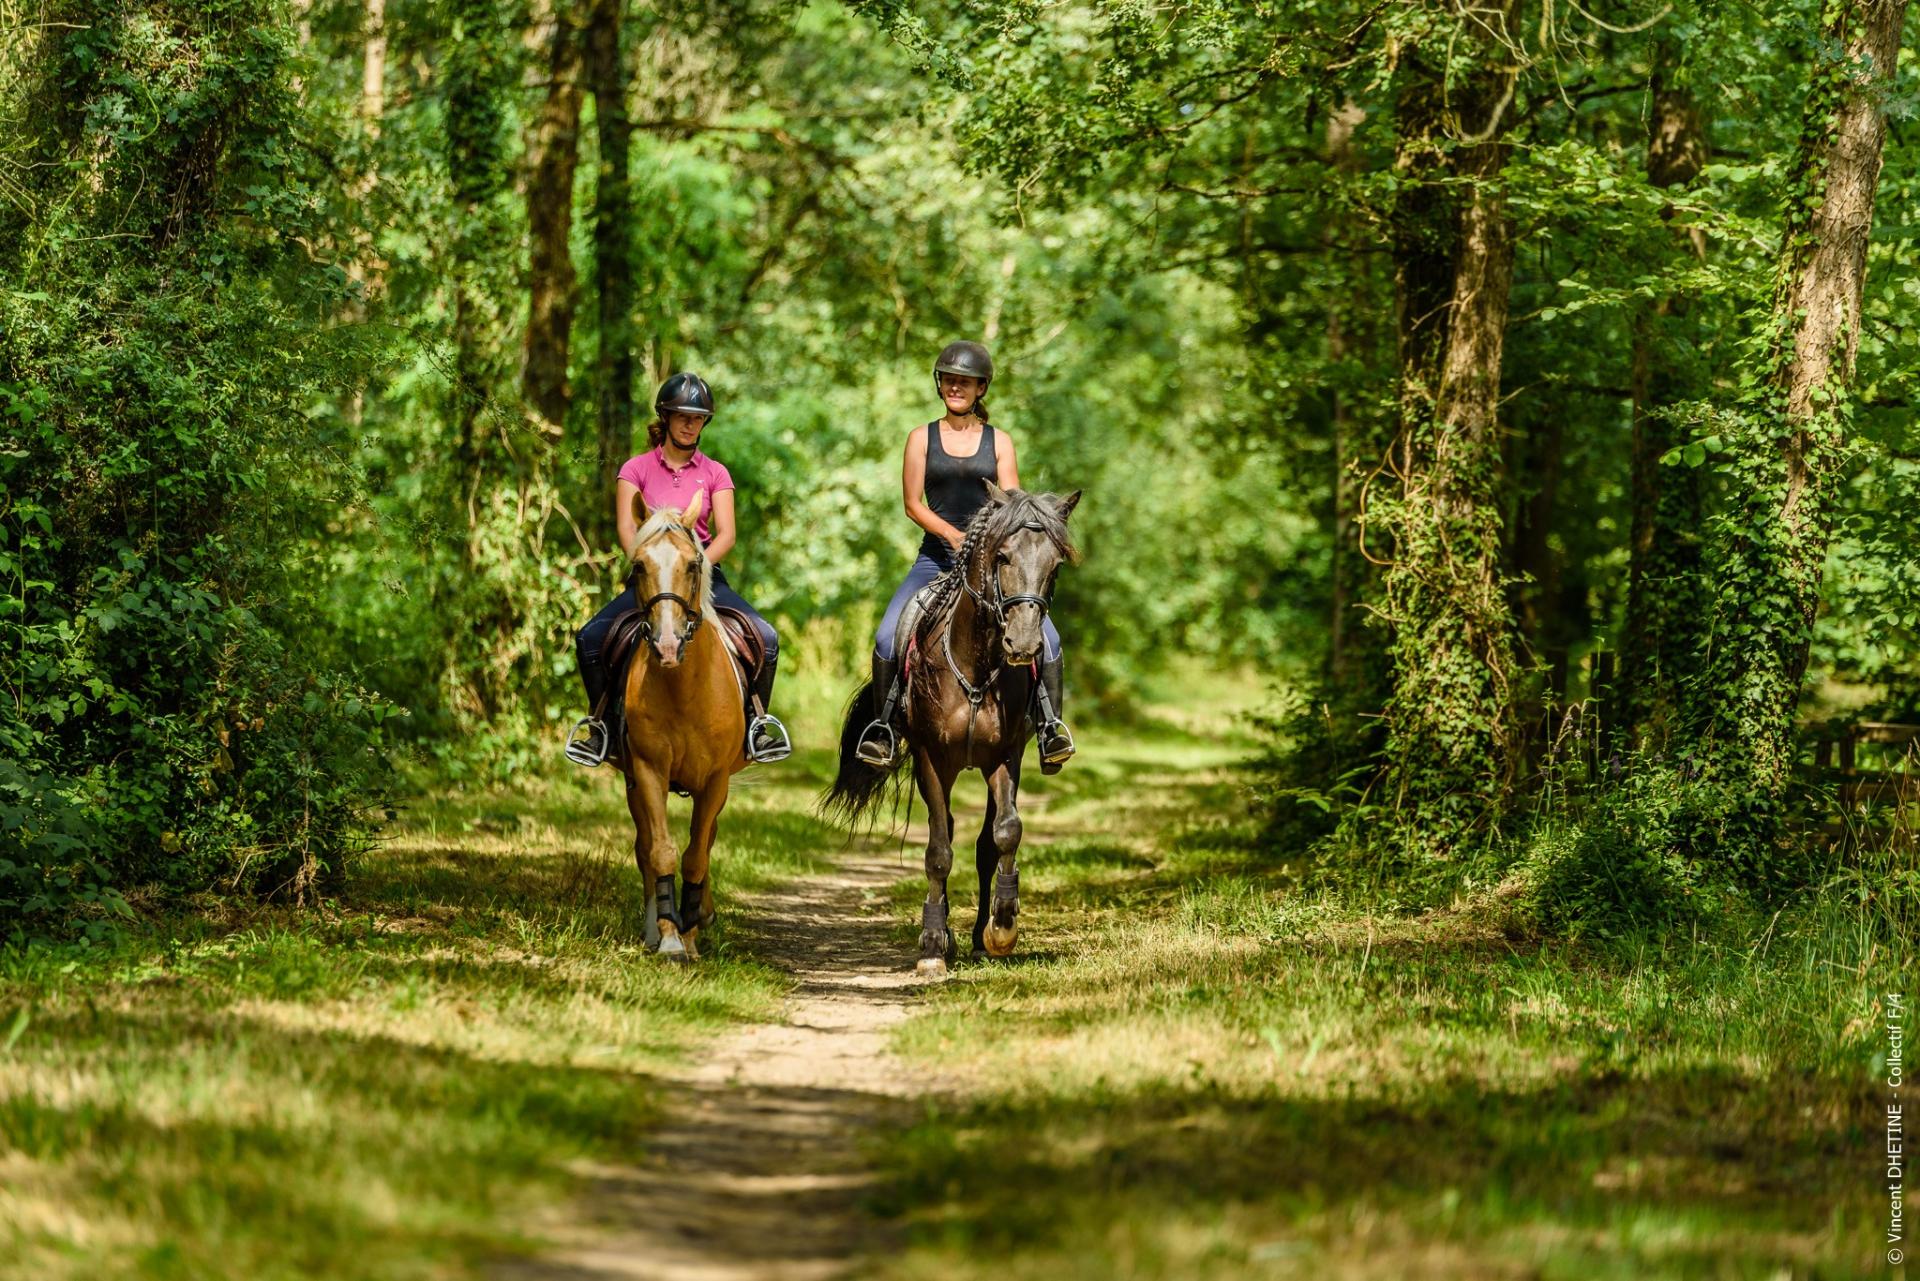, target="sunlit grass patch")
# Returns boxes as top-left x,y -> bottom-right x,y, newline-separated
0,748 -> 849,1279
875,718 -> 1893,1279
